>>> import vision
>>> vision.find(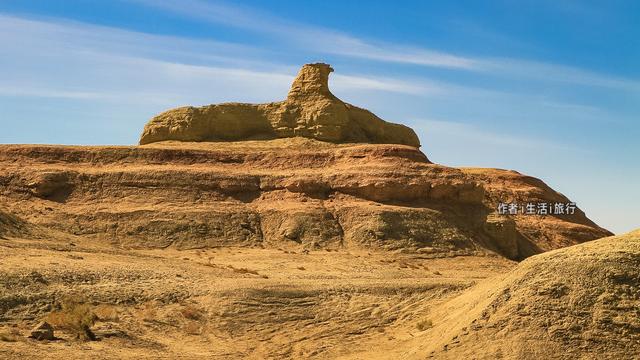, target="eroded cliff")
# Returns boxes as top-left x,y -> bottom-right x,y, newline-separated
0,138 -> 610,260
